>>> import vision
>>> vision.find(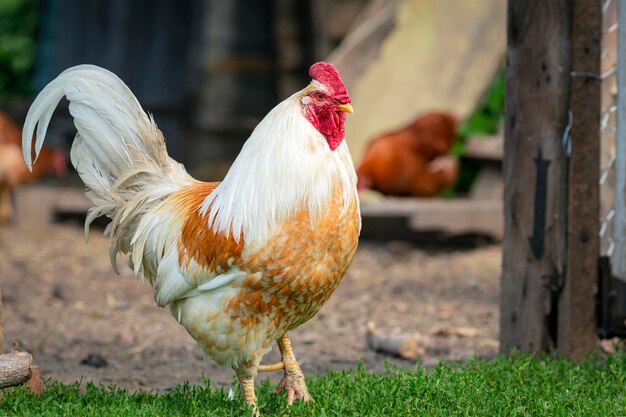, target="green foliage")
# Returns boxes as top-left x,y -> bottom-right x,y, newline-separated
0,0 -> 38,100
456,69 -> 505,145
2,354 -> 626,416
450,69 -> 505,195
